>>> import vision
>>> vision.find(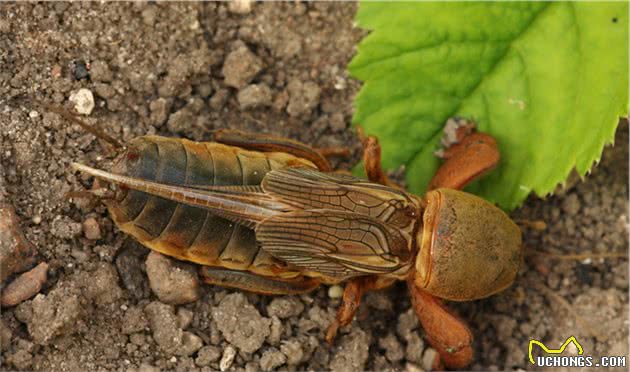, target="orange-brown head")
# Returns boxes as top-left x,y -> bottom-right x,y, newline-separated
413,188 -> 522,301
